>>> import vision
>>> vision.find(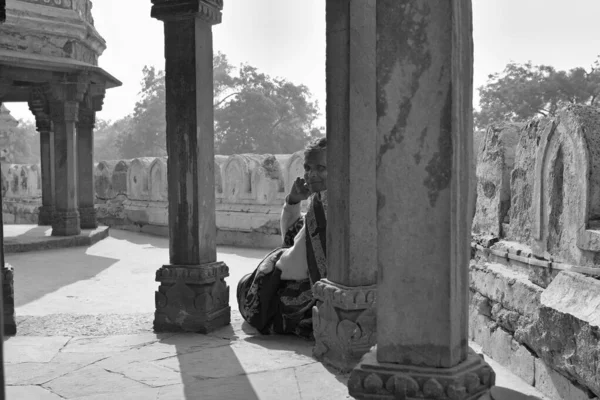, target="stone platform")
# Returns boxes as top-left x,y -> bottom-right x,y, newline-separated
3,225 -> 109,254
4,230 -> 550,399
